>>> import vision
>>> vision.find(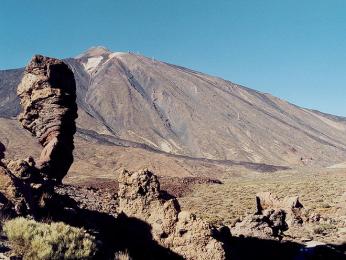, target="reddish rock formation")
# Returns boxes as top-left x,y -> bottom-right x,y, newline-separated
117,169 -> 226,260
17,55 -> 77,182
0,55 -> 78,217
